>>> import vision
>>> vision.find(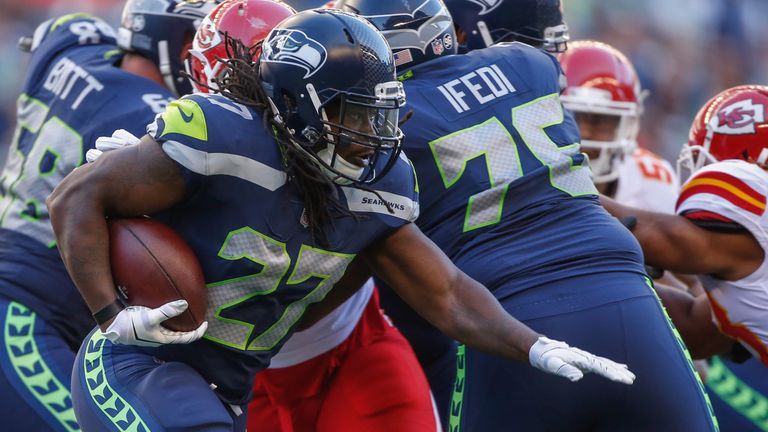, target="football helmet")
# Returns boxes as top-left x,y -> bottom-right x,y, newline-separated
282,0 -> 335,9
443,0 -> 568,53
118,0 -> 222,96
260,9 -> 406,184
186,0 -> 295,93
336,0 -> 457,72
559,40 -> 643,184
678,85 -> 768,179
